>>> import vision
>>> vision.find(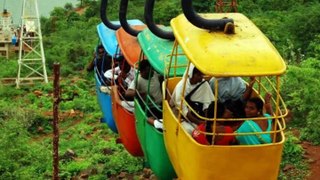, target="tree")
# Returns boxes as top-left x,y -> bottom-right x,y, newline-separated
64,3 -> 74,11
